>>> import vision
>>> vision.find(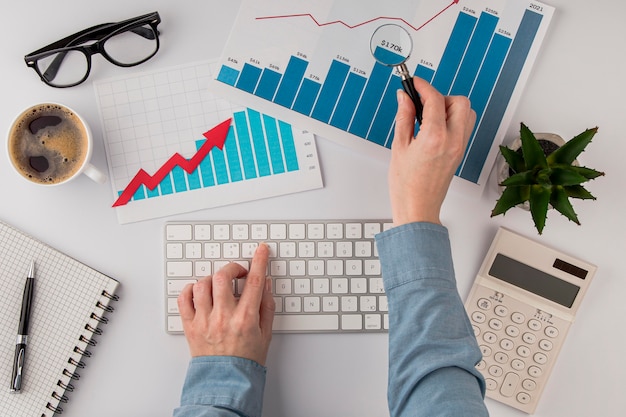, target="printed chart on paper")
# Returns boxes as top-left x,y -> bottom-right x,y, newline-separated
211,0 -> 554,189
94,61 -> 323,224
